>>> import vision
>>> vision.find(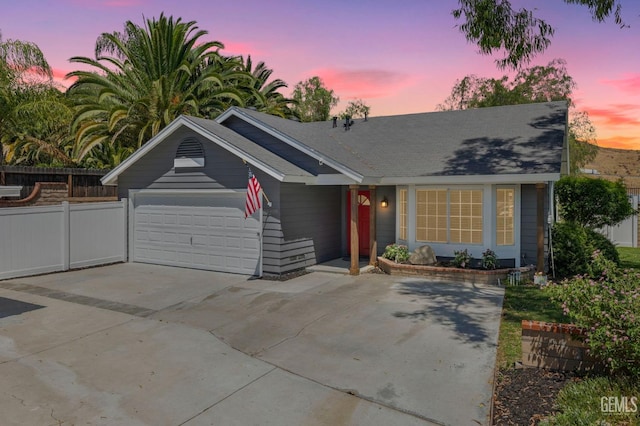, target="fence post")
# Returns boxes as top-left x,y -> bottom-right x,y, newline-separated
634,195 -> 639,248
62,201 -> 70,271
128,196 -> 134,263
122,198 -> 129,262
